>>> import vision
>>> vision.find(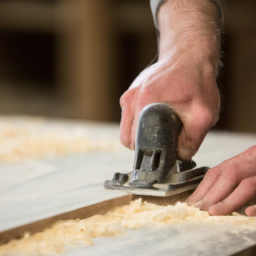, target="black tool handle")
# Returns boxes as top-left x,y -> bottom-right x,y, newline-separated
130,103 -> 182,187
